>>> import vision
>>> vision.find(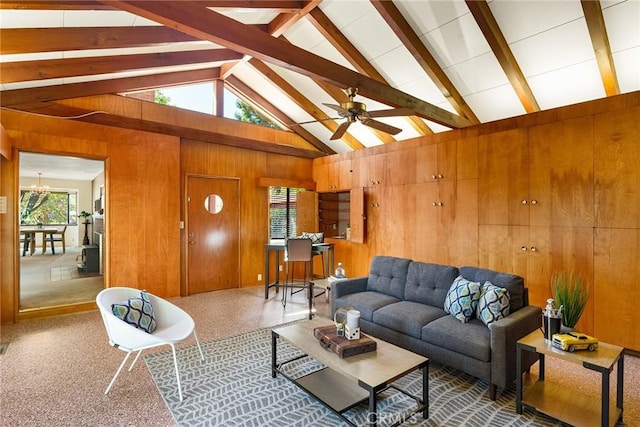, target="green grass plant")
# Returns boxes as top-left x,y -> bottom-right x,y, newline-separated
552,271 -> 589,329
